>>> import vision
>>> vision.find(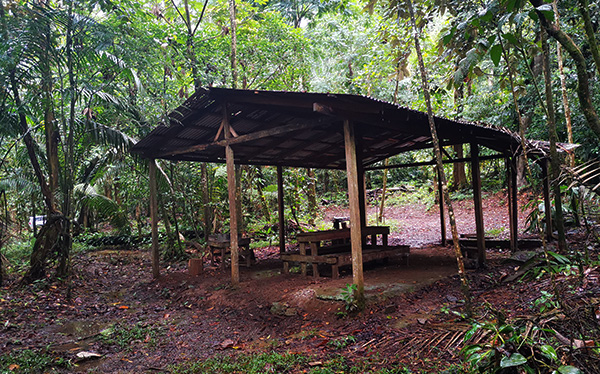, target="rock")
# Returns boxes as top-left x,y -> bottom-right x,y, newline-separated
445,295 -> 458,303
270,302 -> 297,317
